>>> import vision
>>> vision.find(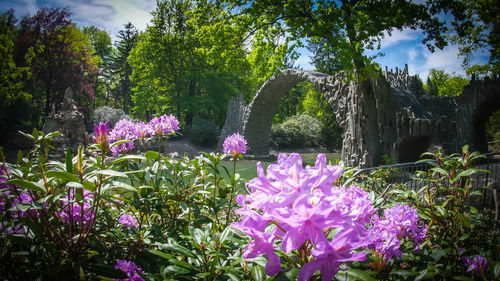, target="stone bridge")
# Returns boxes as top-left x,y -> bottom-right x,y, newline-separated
220,67 -> 500,167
